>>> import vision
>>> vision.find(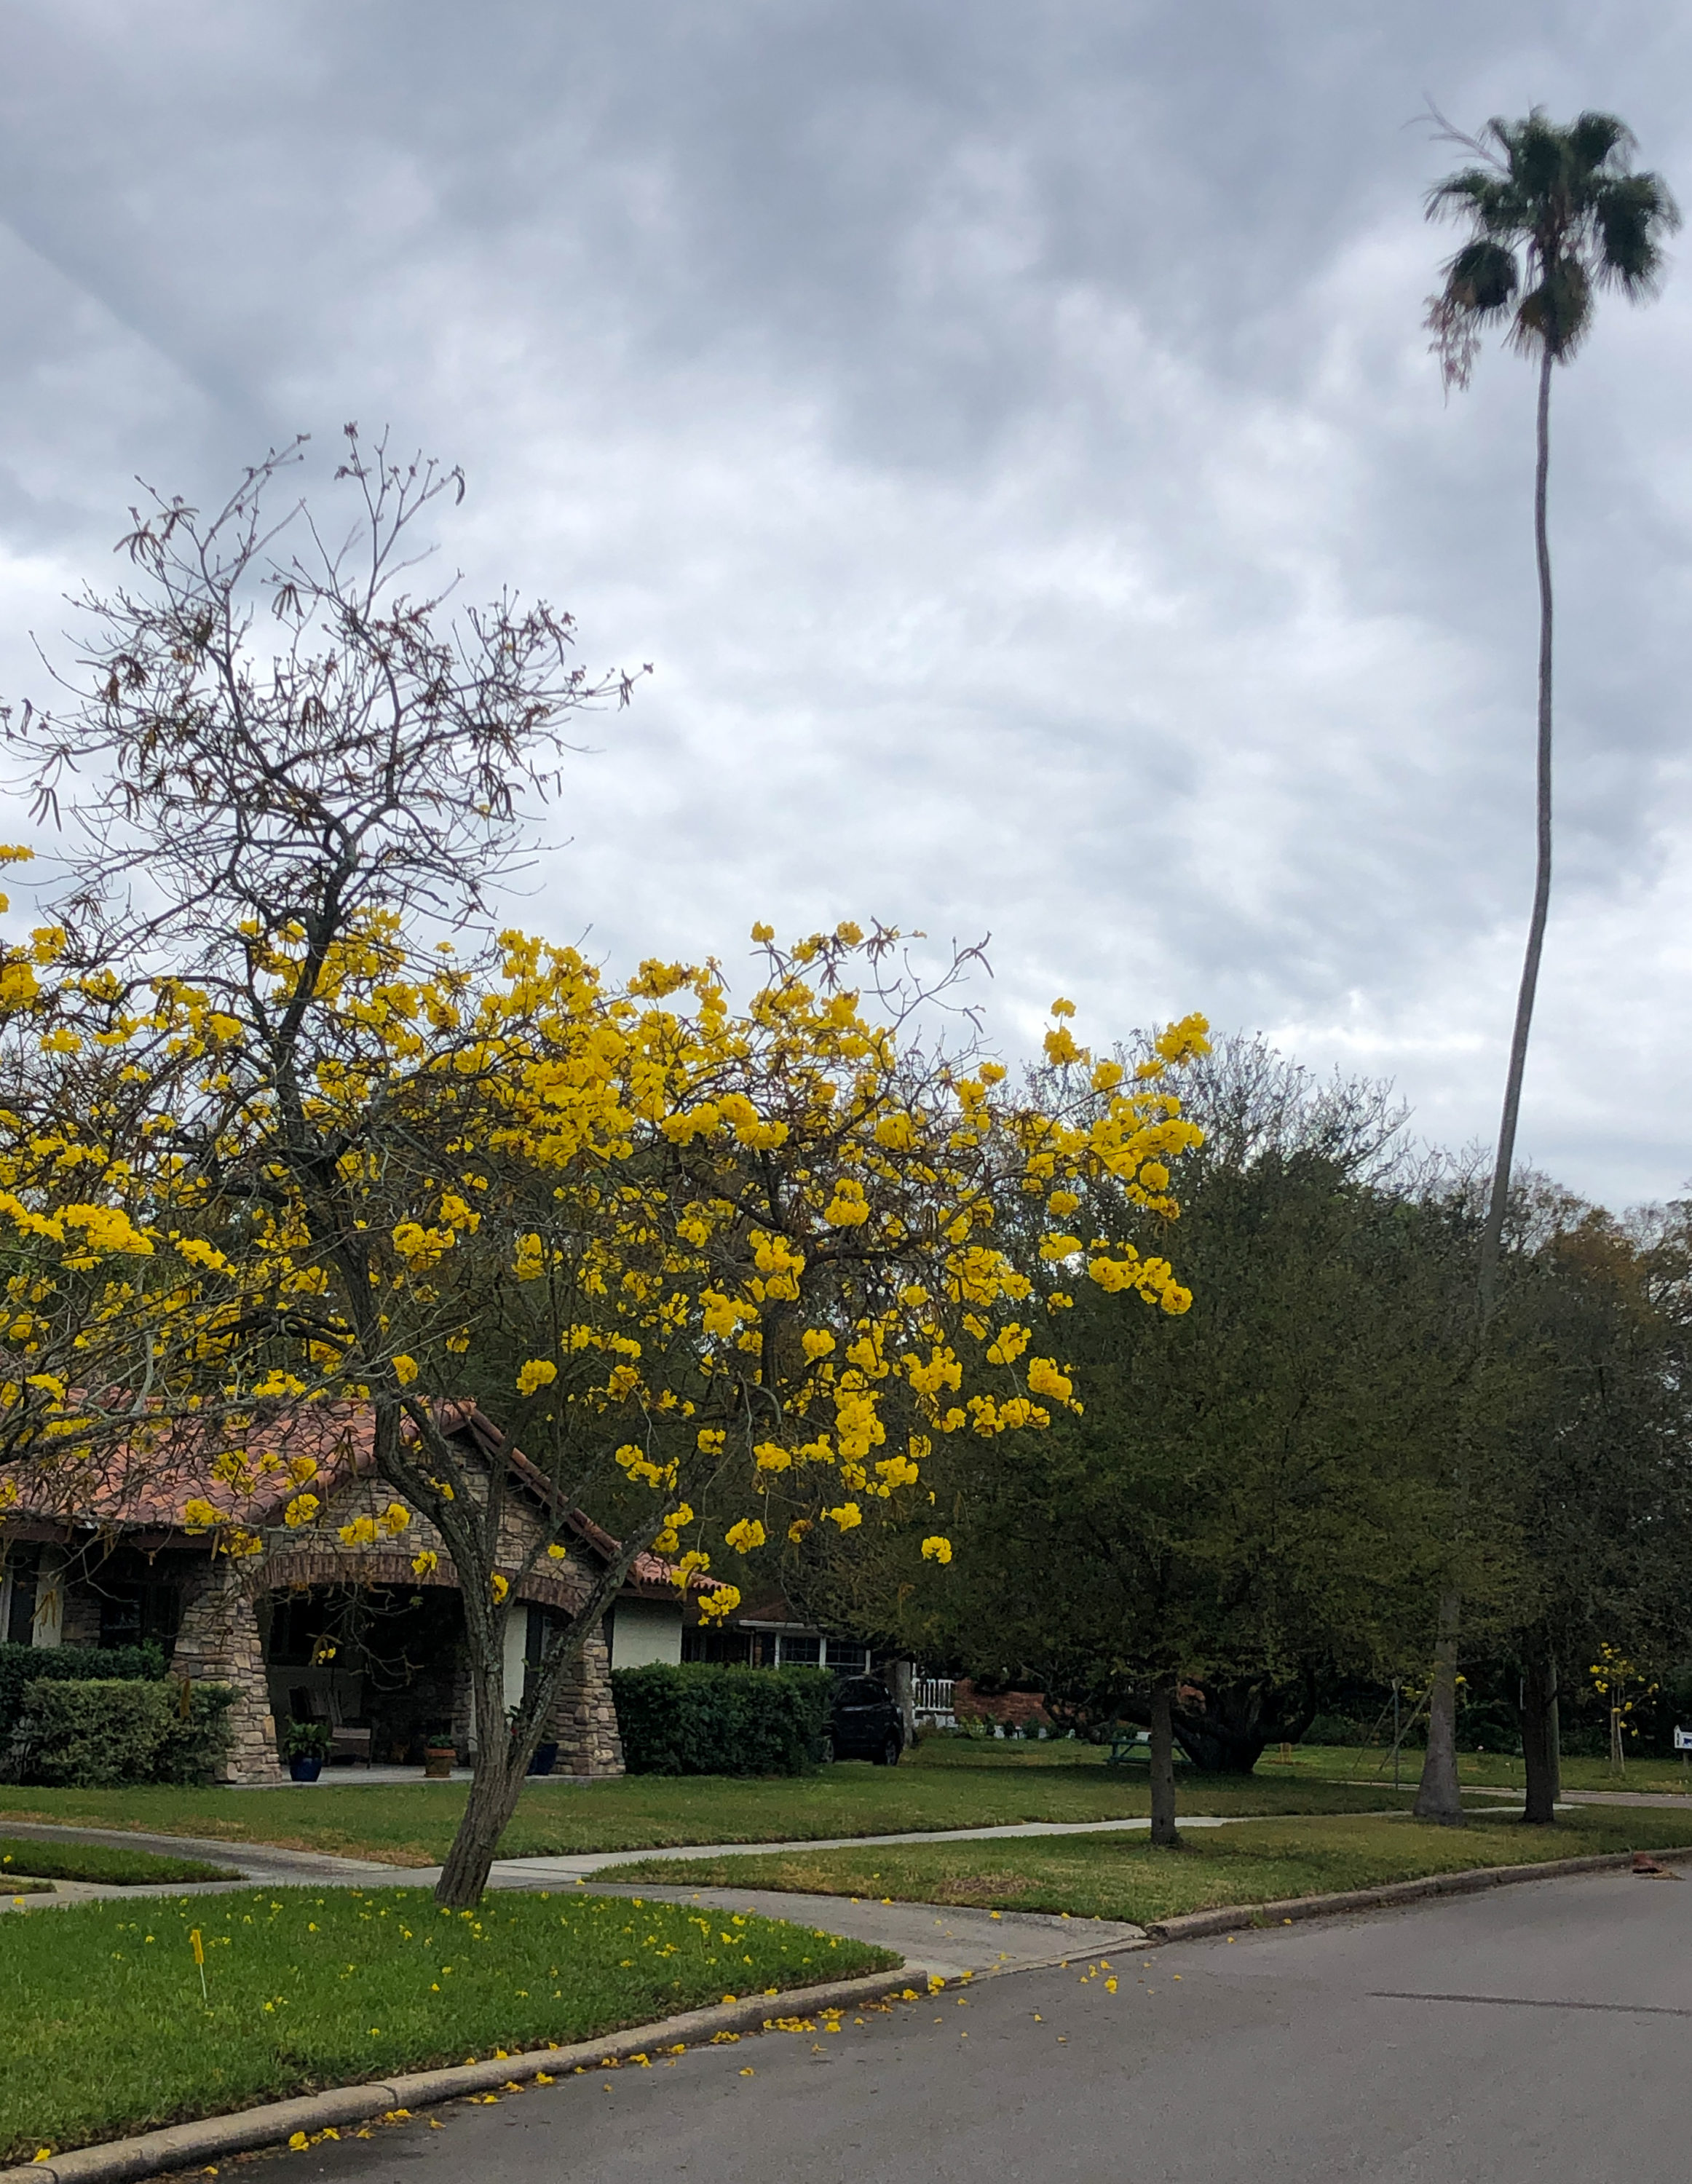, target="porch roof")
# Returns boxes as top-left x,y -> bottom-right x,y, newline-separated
0,1398 -> 705,1605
